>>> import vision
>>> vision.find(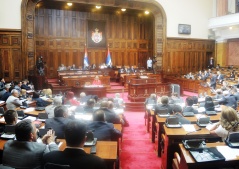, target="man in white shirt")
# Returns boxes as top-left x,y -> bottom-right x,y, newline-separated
147,57 -> 153,70
6,89 -> 22,110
